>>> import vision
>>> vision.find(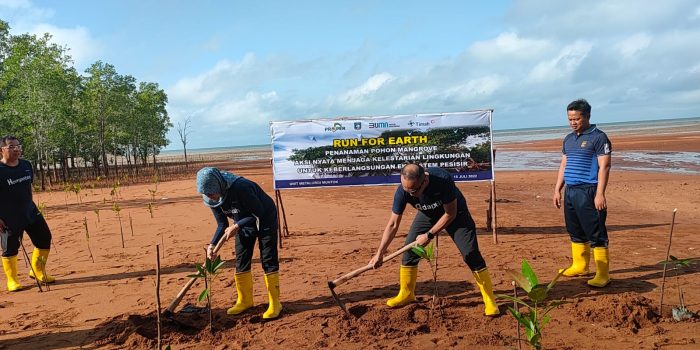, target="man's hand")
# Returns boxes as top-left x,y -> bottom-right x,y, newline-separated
594,193 -> 607,211
553,191 -> 562,209
0,218 -> 6,232
416,233 -> 431,246
206,244 -> 217,261
369,252 -> 384,269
